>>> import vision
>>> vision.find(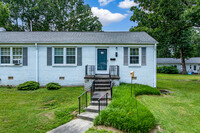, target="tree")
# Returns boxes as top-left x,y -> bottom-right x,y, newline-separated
192,28 -> 200,57
0,0 -> 102,31
130,0 -> 200,74
0,2 -> 10,28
